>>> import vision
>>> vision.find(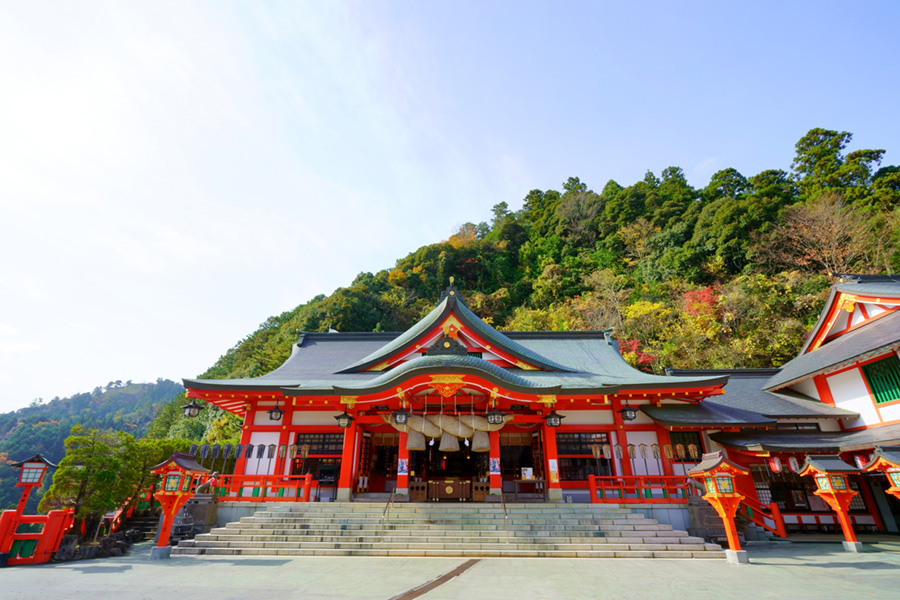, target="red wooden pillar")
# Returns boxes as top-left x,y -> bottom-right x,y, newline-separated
235,408 -> 254,477
656,428 -> 674,477
612,398 -> 633,477
337,419 -> 358,501
489,430 -> 502,495
397,432 -> 409,494
273,403 -> 293,476
541,423 -> 563,502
